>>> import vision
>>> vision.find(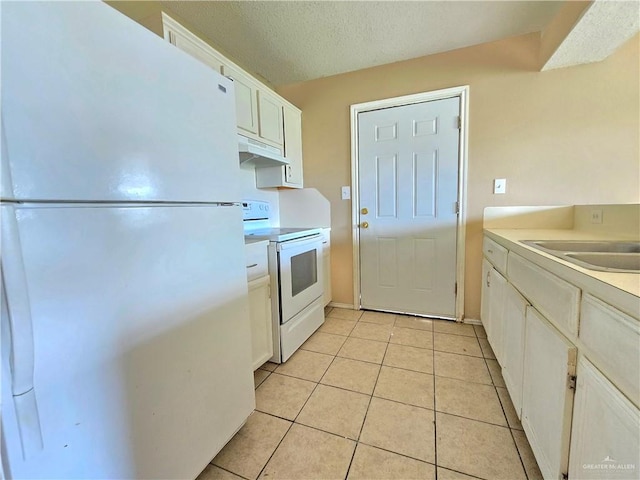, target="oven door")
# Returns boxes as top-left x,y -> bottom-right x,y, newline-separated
277,235 -> 324,323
